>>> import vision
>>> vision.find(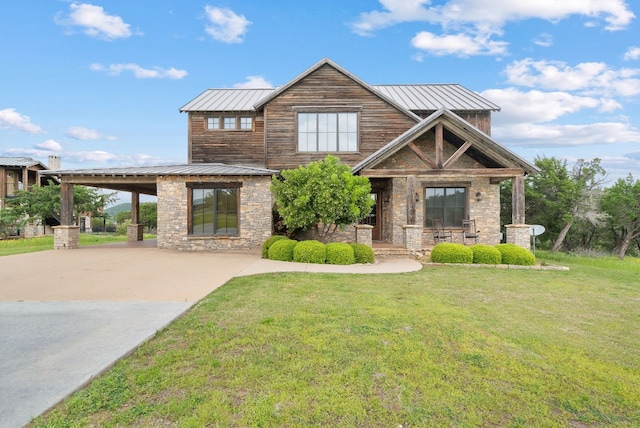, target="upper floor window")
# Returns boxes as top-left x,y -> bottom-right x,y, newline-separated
206,116 -> 253,131
425,187 -> 466,228
298,112 -> 358,152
